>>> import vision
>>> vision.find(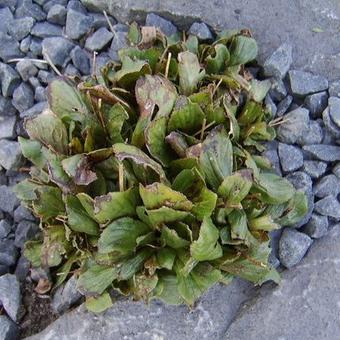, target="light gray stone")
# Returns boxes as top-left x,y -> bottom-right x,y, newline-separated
301,213 -> 329,239
8,17 -> 35,41
29,37 -> 42,56
0,315 -> 19,340
34,86 -> 46,102
0,140 -> 23,171
0,7 -> 13,34
47,4 -> 67,25
296,120 -> 323,145
0,220 -> 11,239
0,274 -> 21,322
31,21 -> 63,38
303,160 -> 327,179
12,82 -> 34,113
277,107 -> 309,144
108,30 -> 128,61
263,42 -> 292,79
304,91 -> 328,119
278,143 -> 303,173
0,63 -> 20,97
288,70 -> 328,97
322,106 -> 340,138
14,220 -> 39,248
328,96 -> 340,129
279,228 -> 312,268
329,80 -> 340,97
276,95 -> 292,116
67,0 -> 87,13
15,0 -> 46,21
314,195 -> 340,219
42,37 -> 75,67
65,9 -> 93,40
314,174 -> 340,198
85,27 -> 113,52
0,240 -> 18,267
0,33 -> 24,62
0,116 -> 16,139
268,77 -> 287,102
0,96 -> 17,116
303,144 -> 340,162
188,22 -> 213,41
145,13 -> 178,36
16,59 -> 38,82
14,204 -> 35,223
